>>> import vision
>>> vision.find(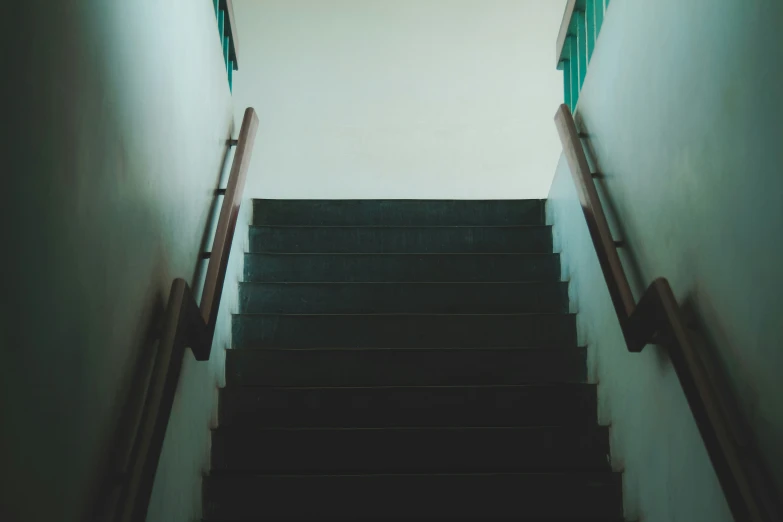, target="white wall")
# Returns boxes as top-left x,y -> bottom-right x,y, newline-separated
548,0 -> 783,520
2,1 -> 235,521
233,0 -> 566,199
